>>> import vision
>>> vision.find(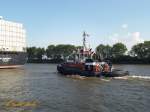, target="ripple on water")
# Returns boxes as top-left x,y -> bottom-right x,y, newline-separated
0,64 -> 150,112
